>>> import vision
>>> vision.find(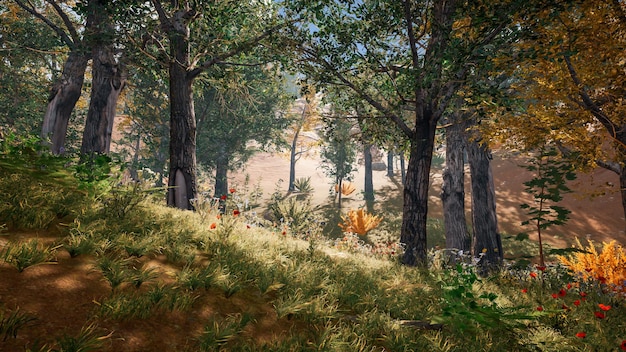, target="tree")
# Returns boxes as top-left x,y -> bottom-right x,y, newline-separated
141,0 -> 284,209
319,115 -> 357,209
194,65 -> 291,198
0,2 -> 63,135
487,0 -> 626,228
12,0 -> 90,154
282,0 -> 531,265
